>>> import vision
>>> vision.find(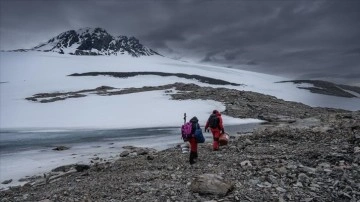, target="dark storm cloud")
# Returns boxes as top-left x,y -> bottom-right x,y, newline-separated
345,48 -> 360,55
1,0 -> 359,85
141,0 -> 360,85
